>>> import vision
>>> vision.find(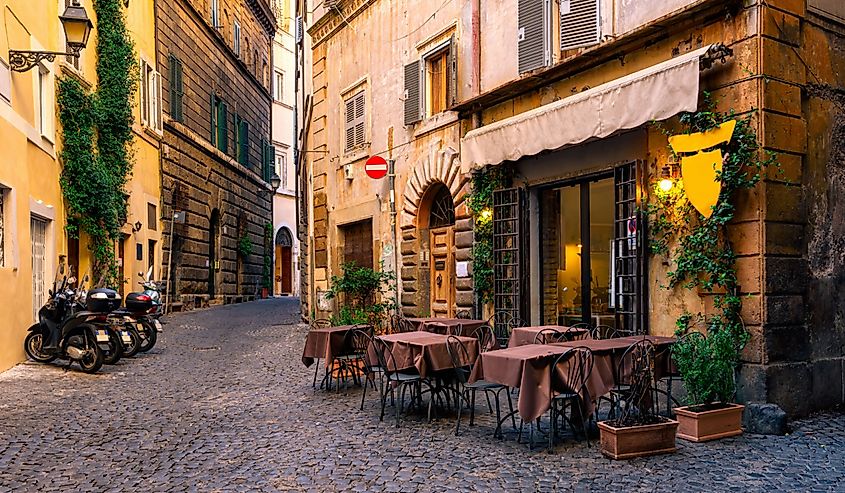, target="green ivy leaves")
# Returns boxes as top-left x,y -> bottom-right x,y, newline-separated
57,0 -> 137,288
